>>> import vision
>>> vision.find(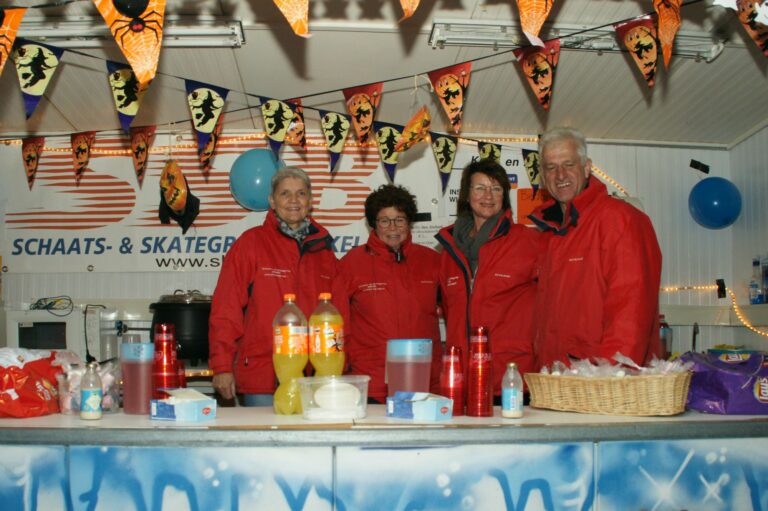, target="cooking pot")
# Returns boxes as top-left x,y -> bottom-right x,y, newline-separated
150,290 -> 211,366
